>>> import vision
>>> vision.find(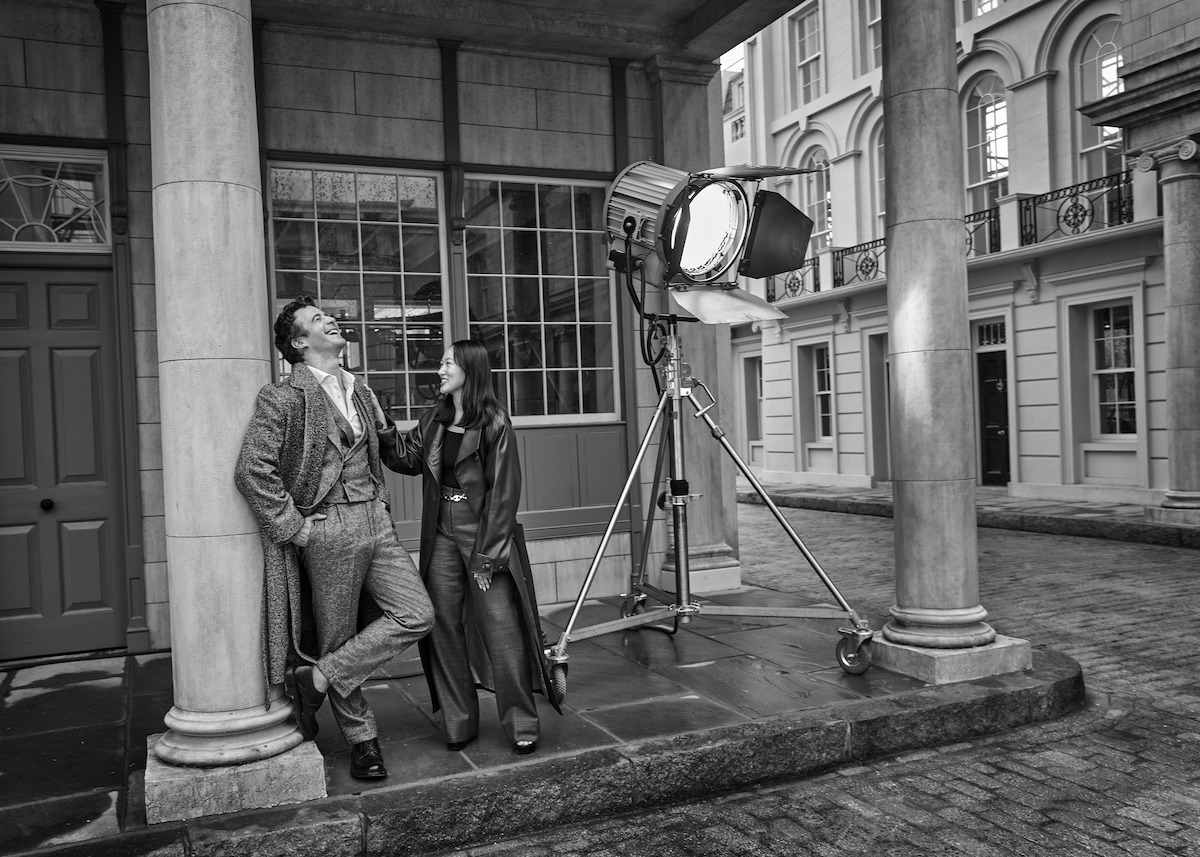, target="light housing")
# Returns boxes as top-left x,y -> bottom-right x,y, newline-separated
604,161 -> 816,322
